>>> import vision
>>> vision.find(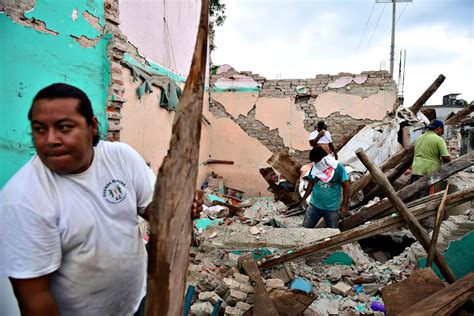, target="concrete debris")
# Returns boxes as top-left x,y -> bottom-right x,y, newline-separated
265,278 -> 285,289
190,301 -> 214,315
331,282 -> 352,296
188,157 -> 473,315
